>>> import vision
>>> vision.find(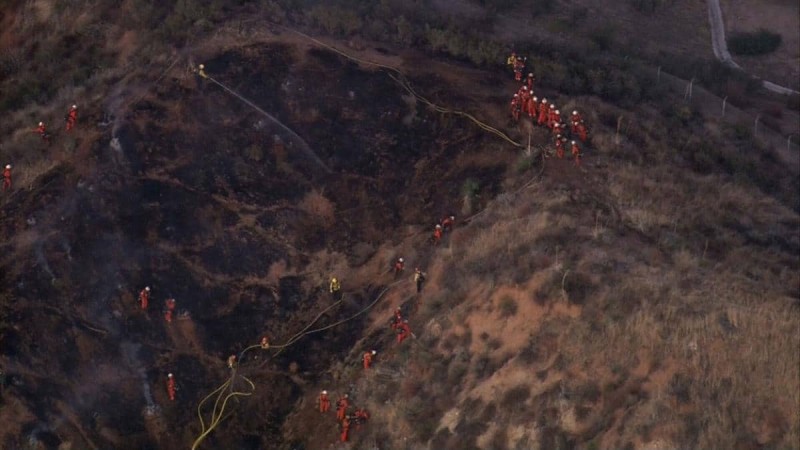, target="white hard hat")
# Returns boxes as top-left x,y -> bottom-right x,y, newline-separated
72,104 -> 77,109
556,110 -> 560,114
168,373 -> 173,377
145,286 -> 150,291
371,350 -> 376,355
199,64 -> 205,69
322,390 -> 327,394
435,224 -> 442,229
528,73 -> 533,76
550,104 -> 555,109
572,110 -> 578,115
399,257 -> 404,262
556,134 -> 562,139
522,86 -> 527,90
513,94 -> 518,97
39,122 -> 43,126
542,98 -> 548,103
532,97 -> 538,101
572,141 -> 576,144
5,164 -> 10,169
450,216 -> 455,220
